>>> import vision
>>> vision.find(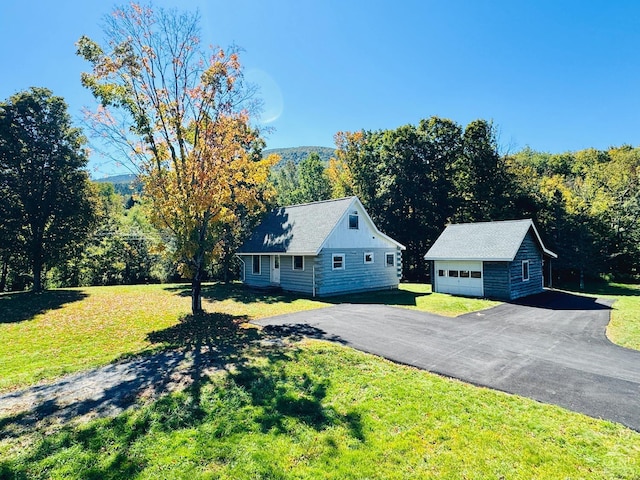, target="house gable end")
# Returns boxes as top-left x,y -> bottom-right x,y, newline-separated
321,197 -> 405,251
